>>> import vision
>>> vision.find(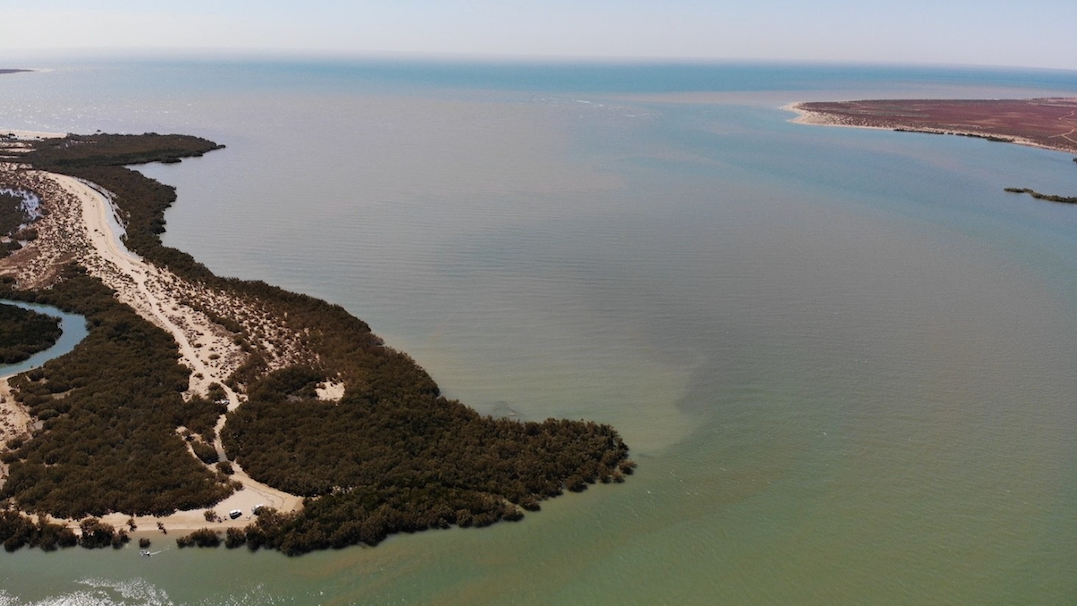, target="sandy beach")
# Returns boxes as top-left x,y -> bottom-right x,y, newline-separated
783,102 -> 902,130
0,131 -> 66,161
1,129 -> 66,140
